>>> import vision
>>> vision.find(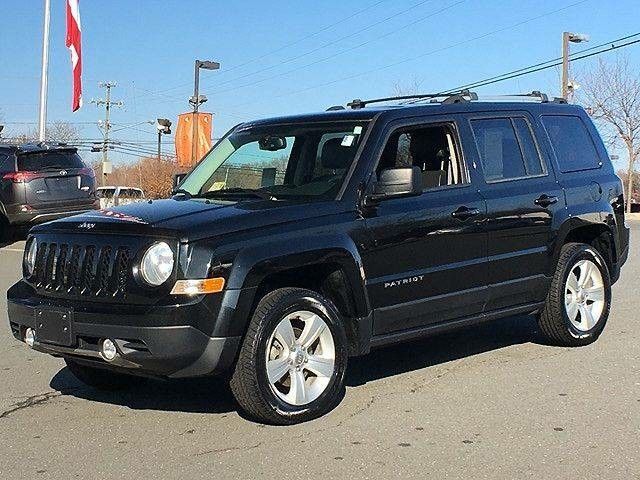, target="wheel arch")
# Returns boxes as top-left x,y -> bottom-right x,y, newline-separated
554,219 -> 616,275
219,234 -> 372,355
